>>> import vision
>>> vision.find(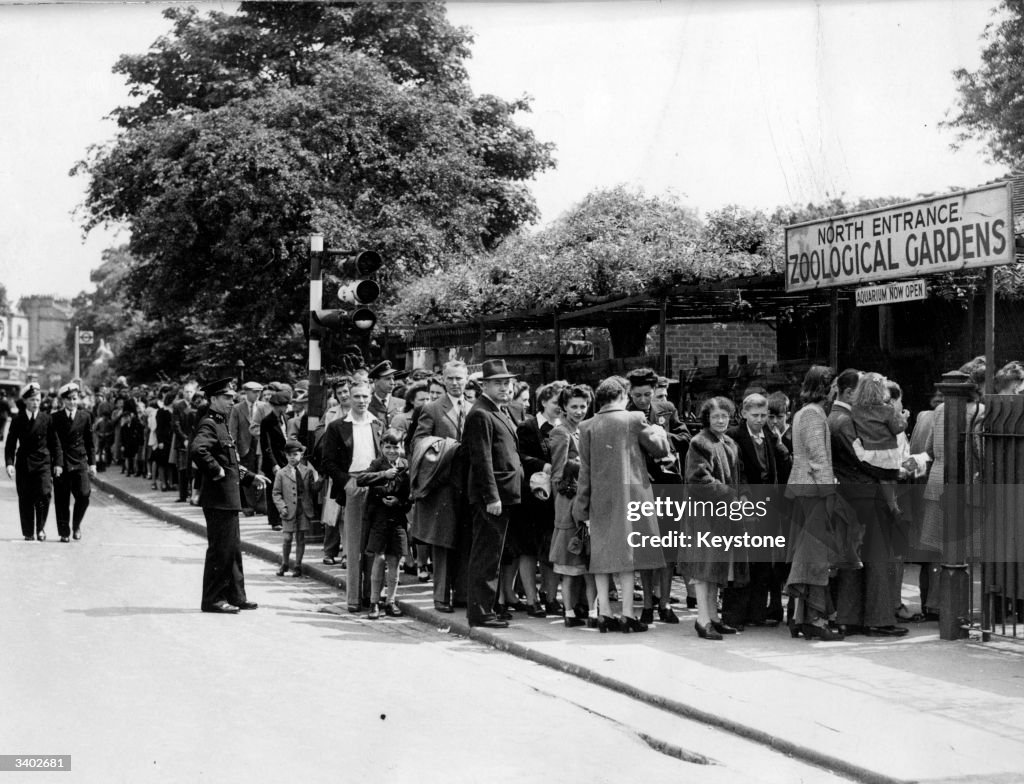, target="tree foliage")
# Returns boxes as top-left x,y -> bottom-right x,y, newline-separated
386,187 -> 780,328
74,1 -> 554,375
945,0 -> 1024,166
